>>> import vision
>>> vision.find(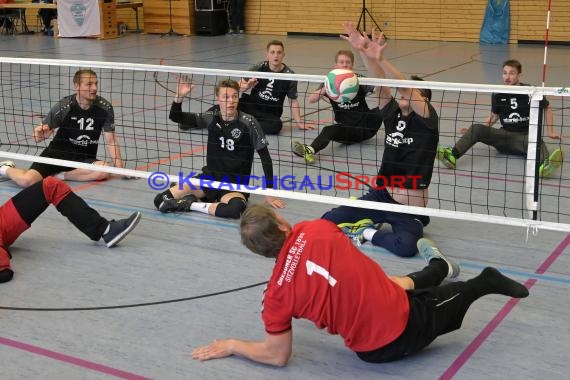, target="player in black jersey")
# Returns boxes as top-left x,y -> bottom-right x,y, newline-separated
153,78 -> 284,219
321,23 -> 439,258
437,59 -> 563,178
293,50 -> 383,164
0,70 -> 127,188
238,40 -> 315,134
